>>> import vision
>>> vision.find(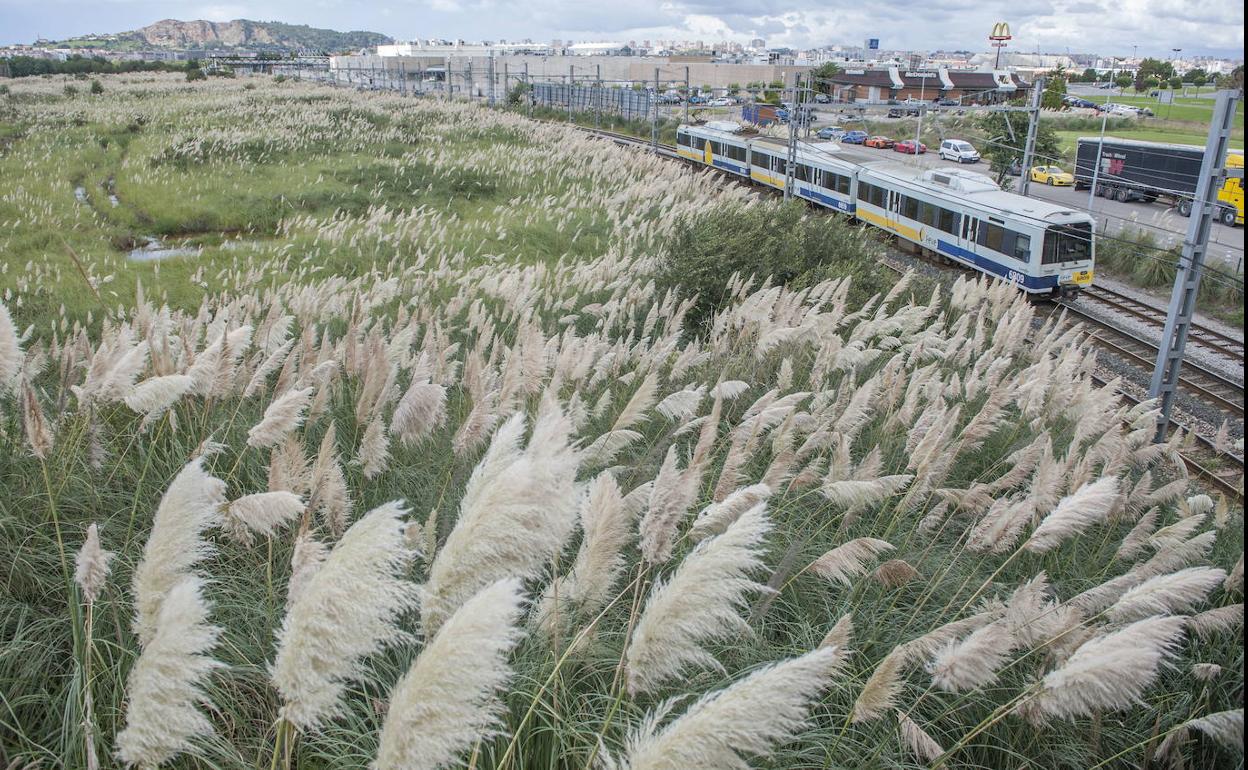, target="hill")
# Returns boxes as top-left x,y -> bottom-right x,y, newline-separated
50,19 -> 391,53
